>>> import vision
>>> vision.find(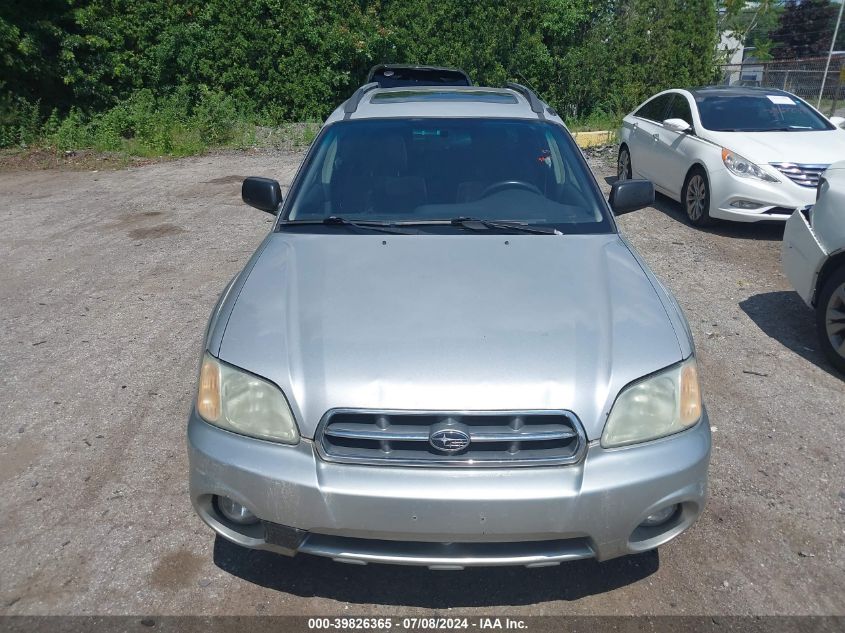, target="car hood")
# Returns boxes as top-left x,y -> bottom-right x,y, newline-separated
703,129 -> 845,165
216,233 -> 685,440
